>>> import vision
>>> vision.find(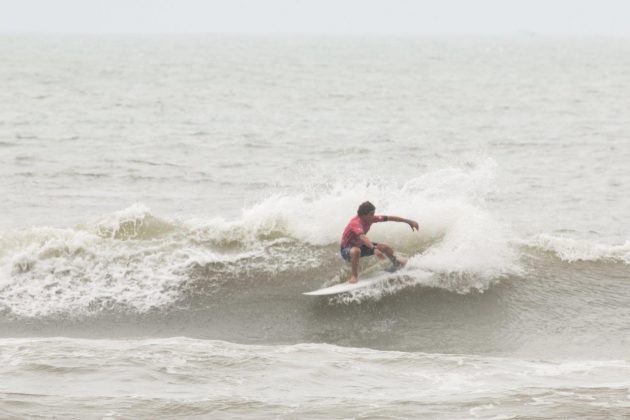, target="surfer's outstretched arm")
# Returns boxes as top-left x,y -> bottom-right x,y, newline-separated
382,215 -> 419,231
